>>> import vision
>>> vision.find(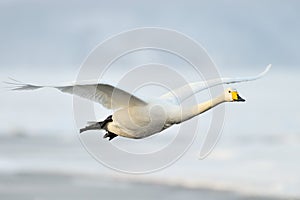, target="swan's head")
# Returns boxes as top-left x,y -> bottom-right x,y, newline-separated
224,88 -> 245,102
